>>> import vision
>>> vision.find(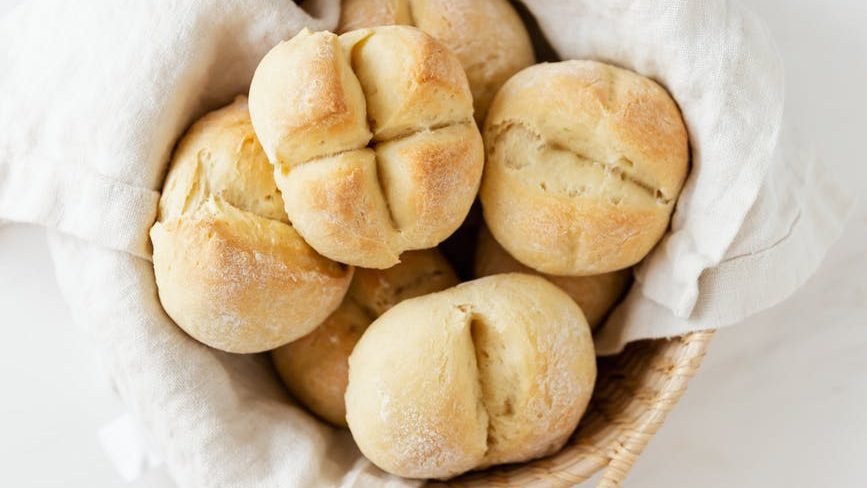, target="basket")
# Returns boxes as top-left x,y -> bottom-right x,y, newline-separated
4,0 -> 820,485
443,330 -> 715,487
